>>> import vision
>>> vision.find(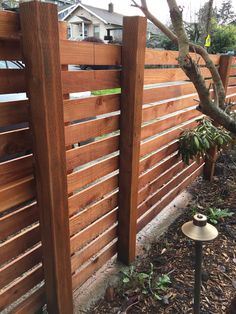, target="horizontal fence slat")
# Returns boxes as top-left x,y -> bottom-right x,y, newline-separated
0,69 -> 26,94
143,82 -> 198,104
138,160 -> 186,205
230,67 -> 236,76
0,40 -> 22,60
0,203 -> 38,241
67,156 -> 118,194
0,175 -> 35,213
0,265 -> 43,311
142,95 -> 198,122
141,108 -> 201,141
144,67 -> 211,85
64,94 -> 120,123
60,40 -> 121,65
0,244 -> 42,290
0,100 -> 29,127
0,155 -> 33,186
137,165 -> 203,231
70,209 -> 117,254
11,286 -> 45,314
139,153 -> 179,189
140,120 -> 198,161
0,224 -> 40,266
70,192 -> 118,236
65,115 -> 119,146
61,70 -> 121,94
68,174 -> 118,216
66,135 -> 119,171
138,162 -> 202,218
71,226 -> 117,273
0,11 -> 20,40
0,128 -> 32,158
72,242 -> 117,290
145,49 -> 220,65
228,77 -> 236,86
